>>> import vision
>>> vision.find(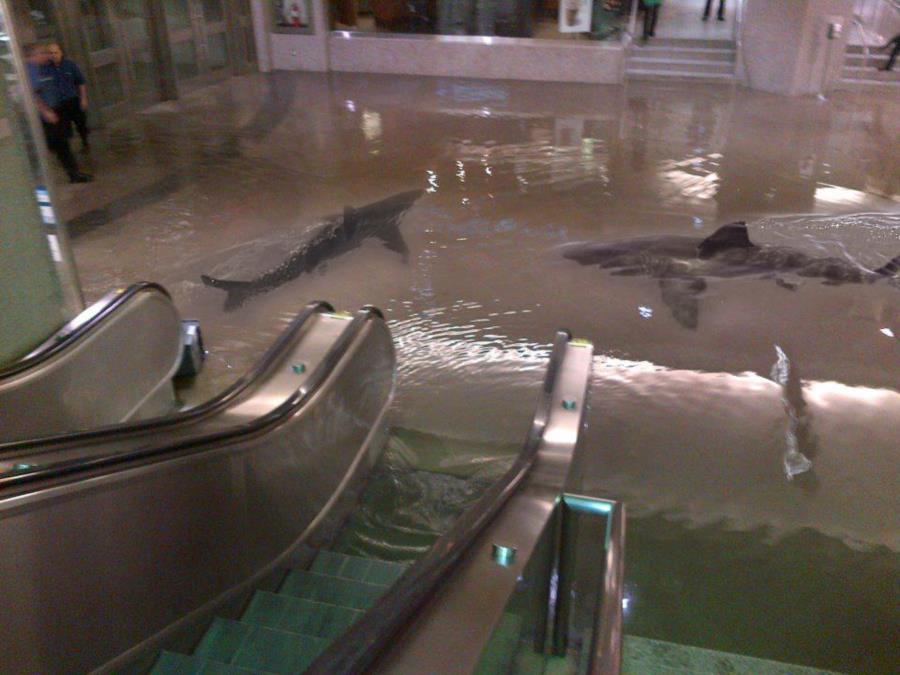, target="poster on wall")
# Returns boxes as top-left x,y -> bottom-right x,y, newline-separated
558,0 -> 592,33
273,0 -> 314,33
